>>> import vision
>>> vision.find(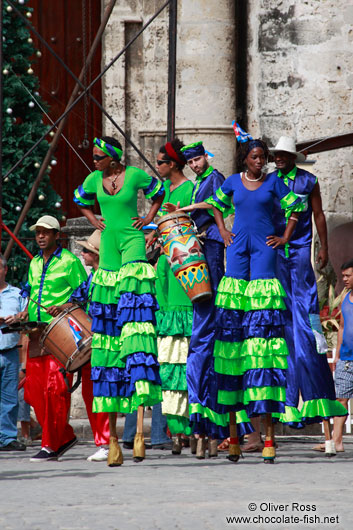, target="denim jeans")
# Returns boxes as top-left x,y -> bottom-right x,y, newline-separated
122,403 -> 171,445
0,347 -> 20,446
